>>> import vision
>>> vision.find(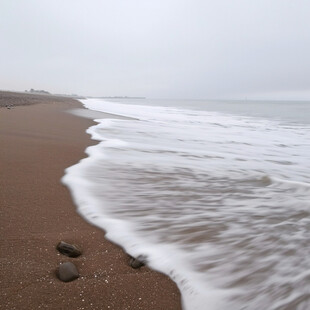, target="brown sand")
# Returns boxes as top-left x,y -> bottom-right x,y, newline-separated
0,91 -> 82,108
0,92 -> 181,310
